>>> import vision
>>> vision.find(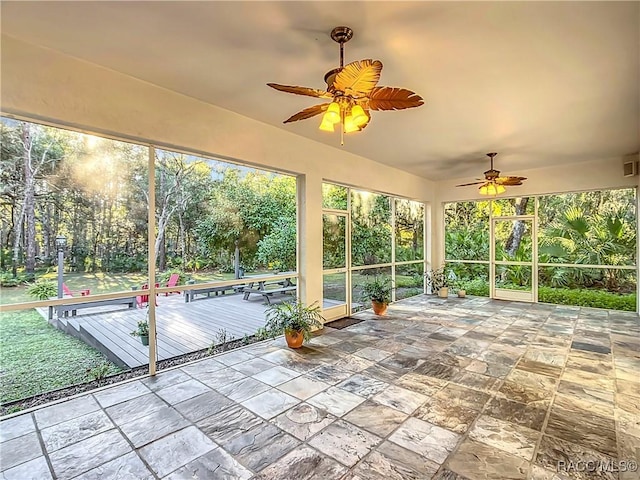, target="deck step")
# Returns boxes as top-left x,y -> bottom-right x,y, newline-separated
65,318 -> 81,335
80,323 -> 147,369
